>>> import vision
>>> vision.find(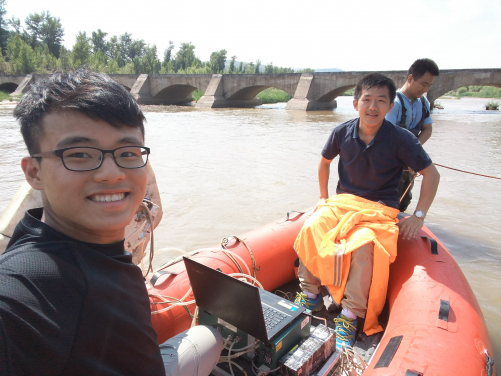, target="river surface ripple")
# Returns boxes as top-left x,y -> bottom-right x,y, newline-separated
1,96 -> 500,366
